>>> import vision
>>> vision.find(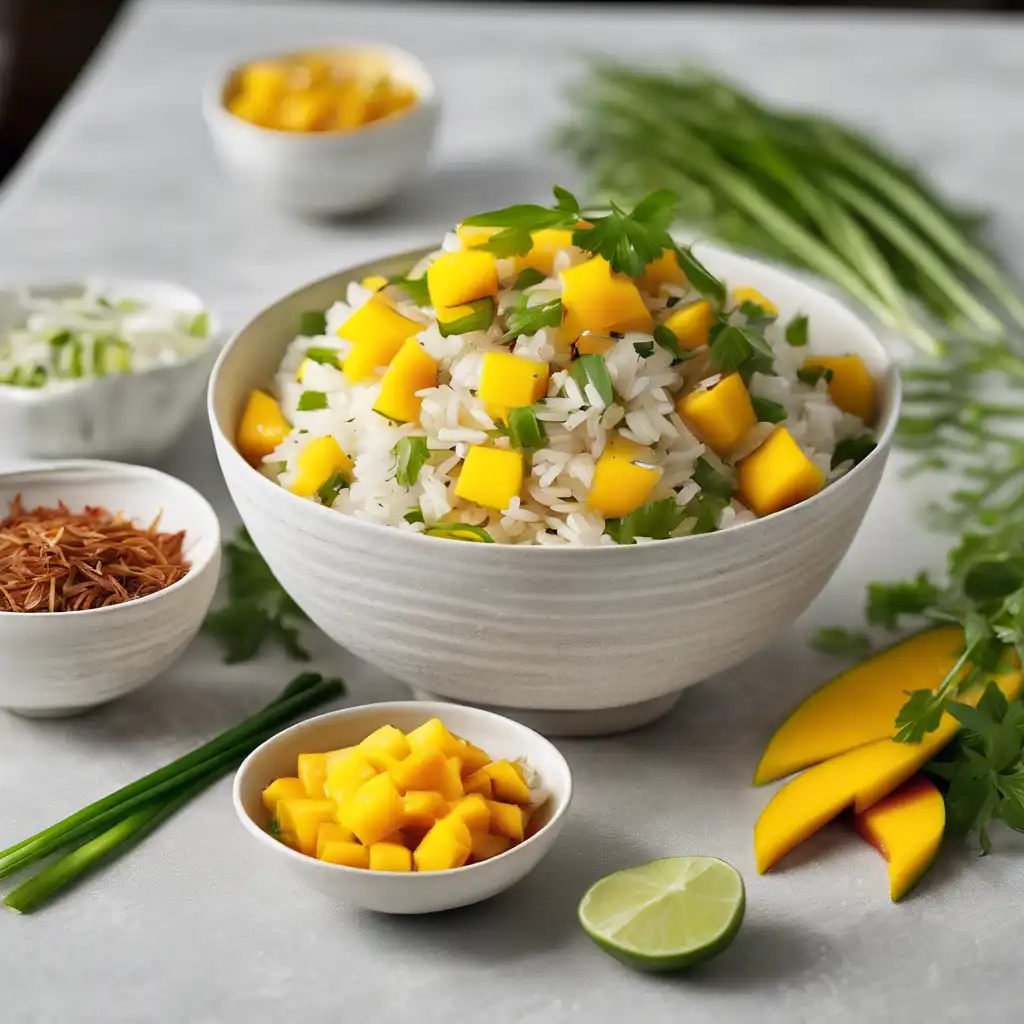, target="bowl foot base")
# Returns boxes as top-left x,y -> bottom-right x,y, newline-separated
409,689 -> 682,737
4,703 -> 101,719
